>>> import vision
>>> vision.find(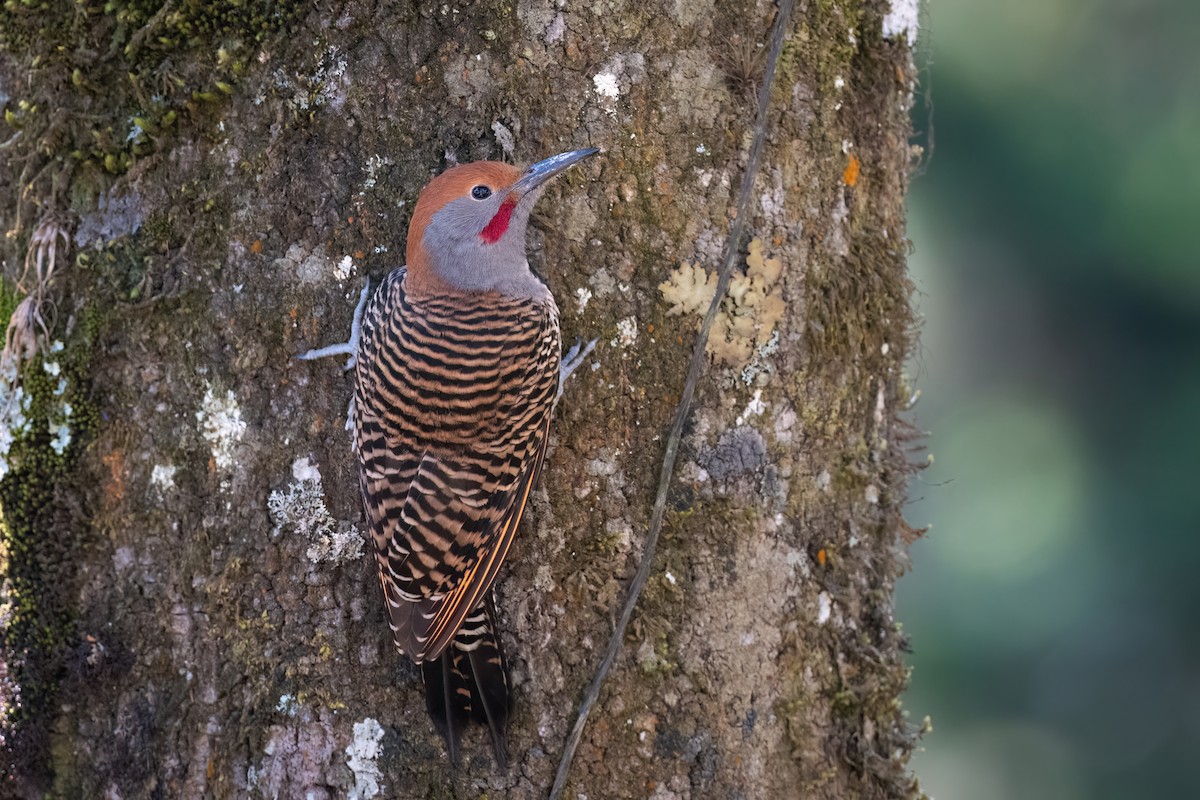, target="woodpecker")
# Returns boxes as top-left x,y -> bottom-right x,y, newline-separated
345,148 -> 598,766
